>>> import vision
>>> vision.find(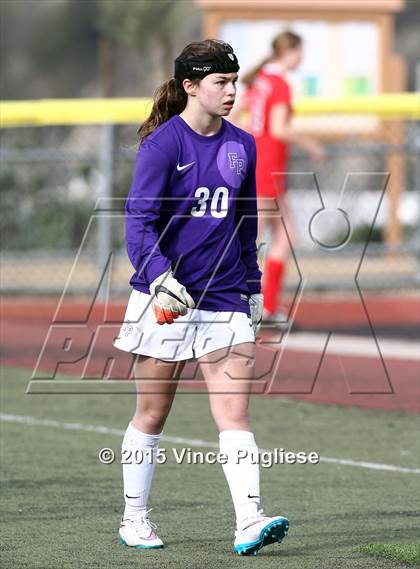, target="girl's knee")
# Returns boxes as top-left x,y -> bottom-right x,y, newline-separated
211,400 -> 250,430
134,403 -> 172,432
